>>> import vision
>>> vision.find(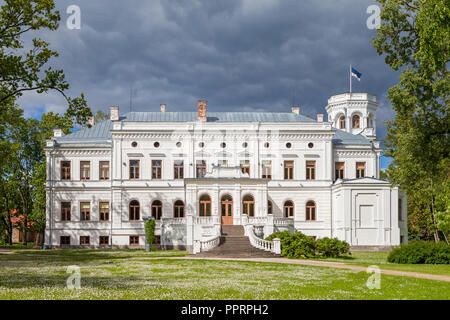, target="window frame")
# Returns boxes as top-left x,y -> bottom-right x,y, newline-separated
152,160 -> 162,179
80,161 -> 91,180
284,160 -> 294,180
80,236 -> 90,245
284,200 -> 294,218
335,162 -> 345,180
242,194 -> 255,217
261,160 -> 272,179
339,116 -> 345,129
356,162 -> 366,178
240,160 -> 250,176
80,202 -> 91,221
306,160 -> 316,180
196,160 -> 207,178
99,202 -> 110,221
129,160 -> 140,179
306,201 -> 316,221
129,235 -> 139,245
99,161 -> 110,180
61,202 -> 71,221
151,200 -> 163,220
174,200 -> 185,218
61,161 -> 71,180
352,115 -> 360,128
129,200 -> 140,221
174,160 -> 184,179
199,194 -> 211,217
99,236 -> 109,245
60,236 -> 70,245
